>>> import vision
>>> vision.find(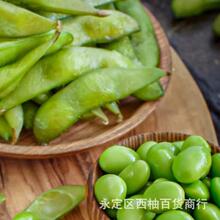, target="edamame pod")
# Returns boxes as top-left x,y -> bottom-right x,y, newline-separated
0,47 -> 135,113
4,105 -> 23,144
116,0 -> 163,101
0,31 -> 73,69
5,0 -> 106,16
0,33 -> 57,99
33,92 -> 52,105
0,117 -> 12,141
63,10 -> 139,46
13,212 -> 39,220
105,102 -> 123,122
34,67 -> 165,143
23,102 -> 38,130
213,14 -> 220,36
172,0 -> 220,18
85,0 -> 118,7
13,185 -> 86,220
103,36 -> 139,63
37,12 -> 69,21
92,108 -> 109,125
0,0 -> 56,37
